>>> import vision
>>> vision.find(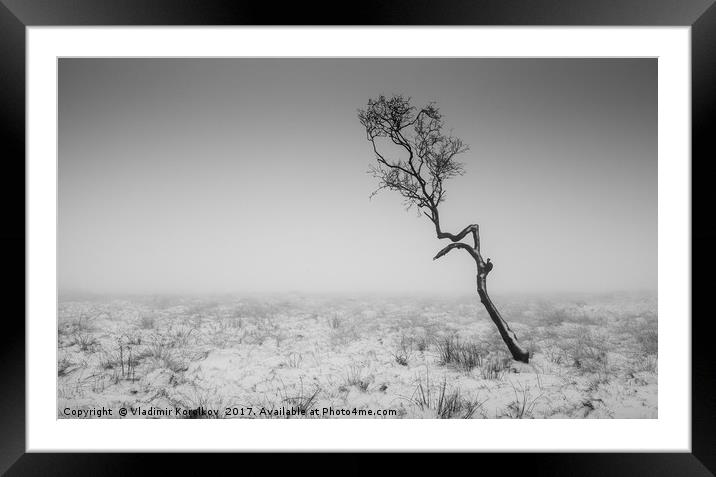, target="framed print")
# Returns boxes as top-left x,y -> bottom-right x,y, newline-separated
2,0 -> 714,474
